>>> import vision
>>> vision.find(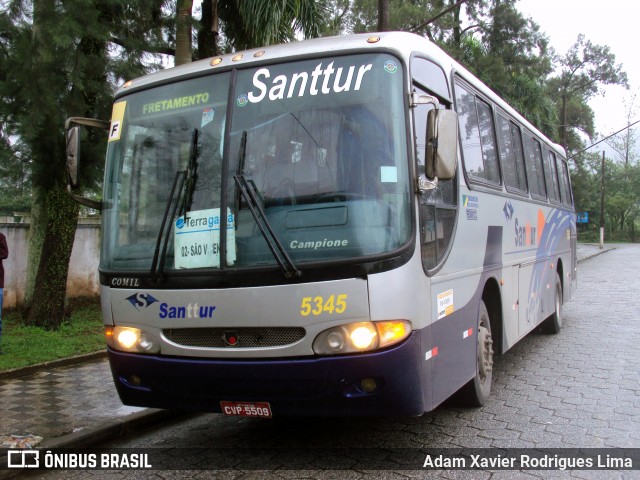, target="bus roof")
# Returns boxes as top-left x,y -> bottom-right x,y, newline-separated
115,31 -> 565,157
115,32 -> 435,94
